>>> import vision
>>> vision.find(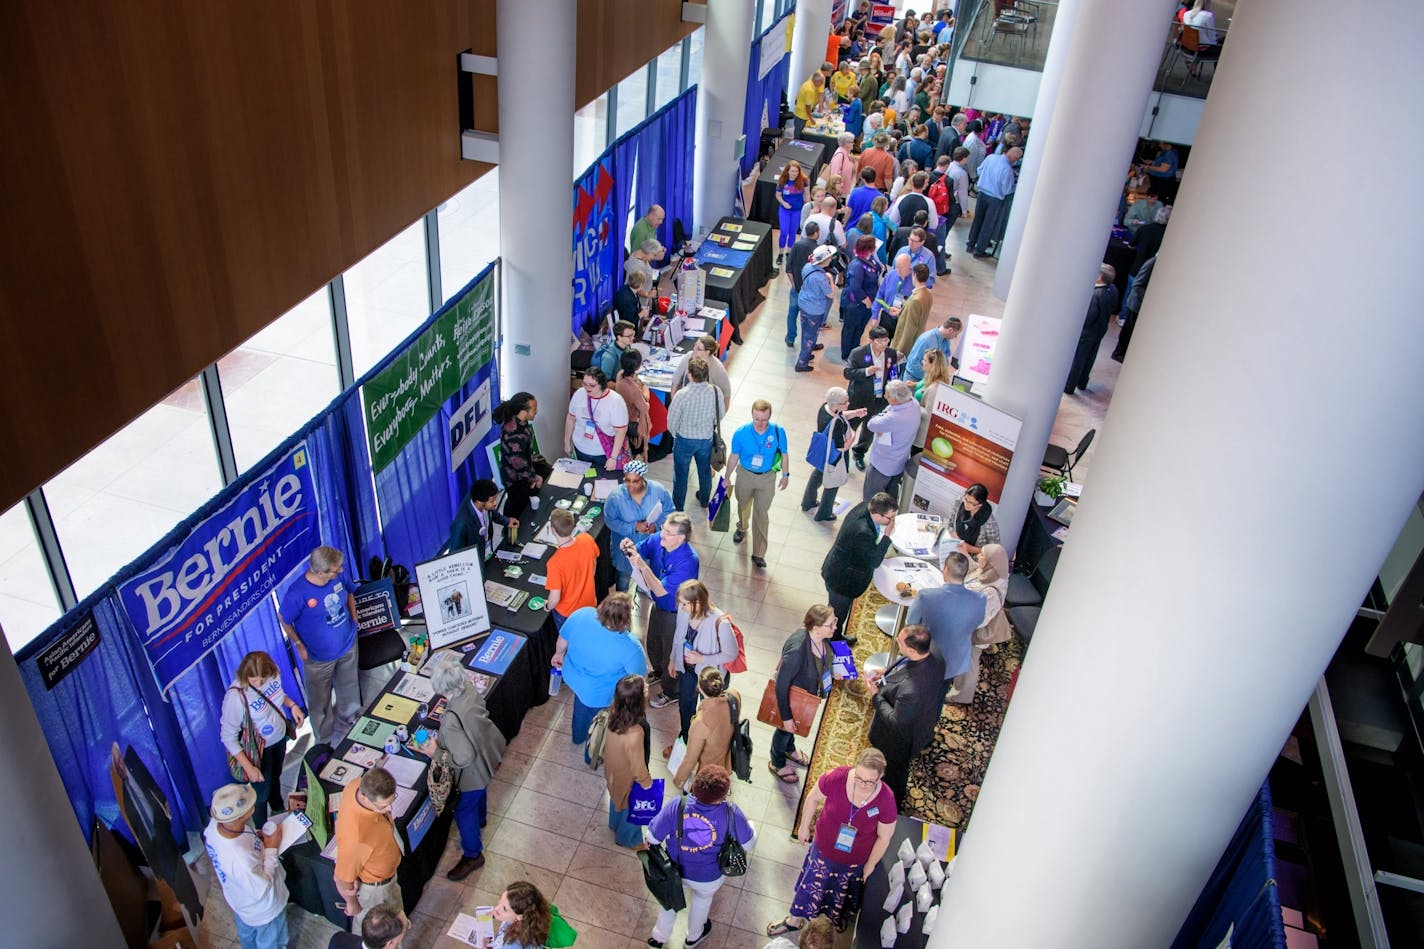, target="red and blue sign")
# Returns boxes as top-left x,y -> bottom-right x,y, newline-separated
572,156 -> 619,335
